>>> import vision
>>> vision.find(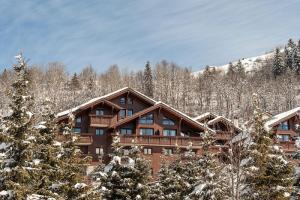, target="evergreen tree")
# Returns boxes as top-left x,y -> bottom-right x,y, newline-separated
292,40 -> 300,75
186,131 -> 230,200
284,46 -> 293,71
143,61 -> 154,98
226,62 -> 236,80
95,135 -> 151,199
150,143 -> 202,200
70,73 -> 81,91
272,48 -> 285,78
235,60 -> 245,78
0,54 -> 39,199
242,94 -> 295,200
